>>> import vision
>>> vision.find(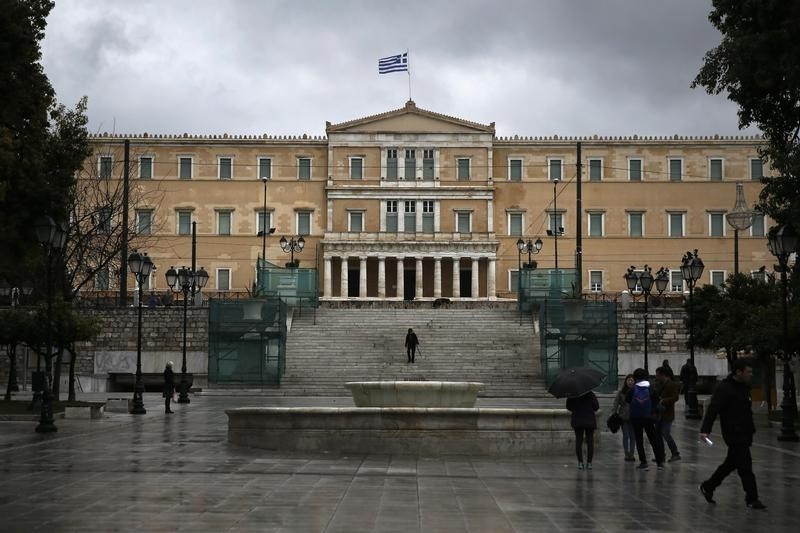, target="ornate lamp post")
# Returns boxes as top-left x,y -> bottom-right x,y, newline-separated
768,224 -> 799,442
725,182 -> 754,275
681,249 -> 705,420
624,265 -> 669,374
128,250 -> 154,415
34,215 -> 66,433
165,265 -> 209,404
279,235 -> 305,268
516,238 -> 543,324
